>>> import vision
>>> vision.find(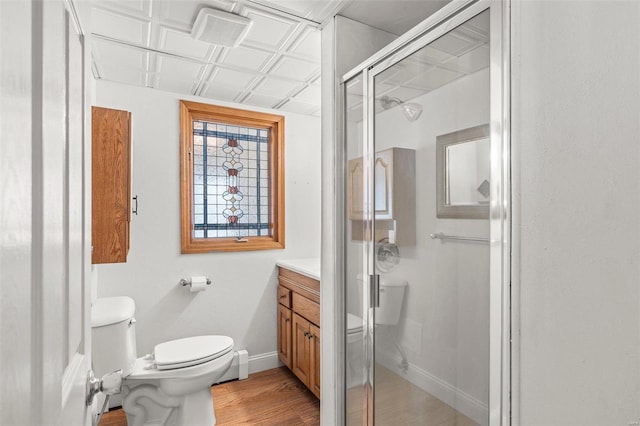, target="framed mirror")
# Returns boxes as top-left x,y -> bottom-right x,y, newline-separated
436,124 -> 490,219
